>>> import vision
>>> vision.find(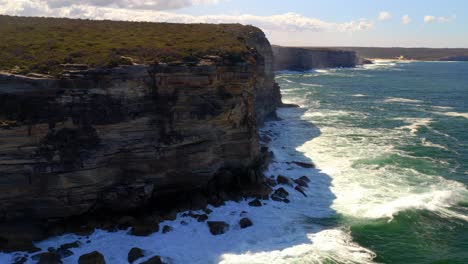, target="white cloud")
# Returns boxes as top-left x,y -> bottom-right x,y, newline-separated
424,15 -> 456,23
378,11 -> 392,21
0,1 -> 374,33
401,15 -> 411,24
